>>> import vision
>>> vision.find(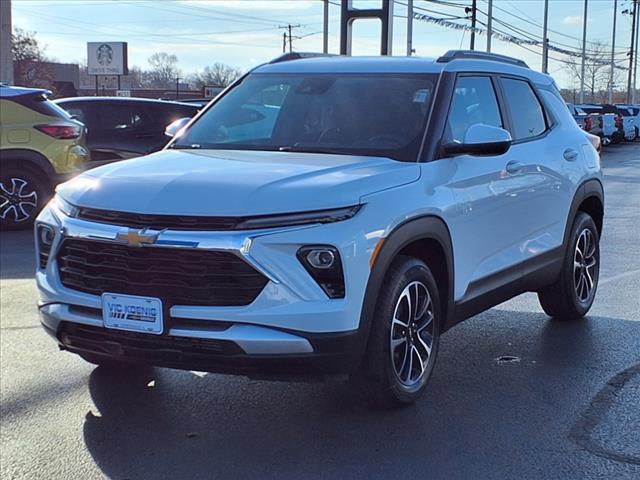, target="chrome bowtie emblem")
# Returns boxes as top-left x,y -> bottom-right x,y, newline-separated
115,229 -> 159,247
